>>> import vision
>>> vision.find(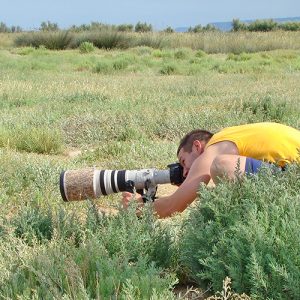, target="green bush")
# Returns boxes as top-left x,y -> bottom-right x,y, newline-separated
232,19 -> 248,31
74,30 -> 132,49
163,26 -> 175,33
0,204 -> 178,299
14,31 -> 74,49
135,22 -> 152,32
160,63 -> 179,75
180,165 -> 300,299
12,207 -> 53,245
195,49 -> 207,57
112,58 -> 129,70
79,41 -> 95,53
231,18 -> 300,32
248,19 -> 278,32
112,54 -> 134,70
188,24 -> 203,33
278,22 -> 300,31
93,60 -> 113,73
0,126 -> 62,154
174,48 -> 191,59
0,21 -> 22,33
117,23 -> 134,32
40,21 -> 59,31
227,52 -> 252,61
152,49 -> 172,58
